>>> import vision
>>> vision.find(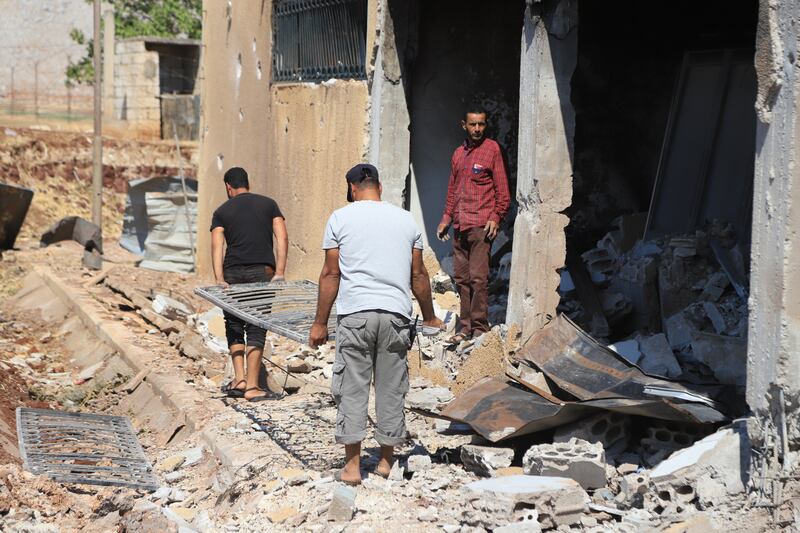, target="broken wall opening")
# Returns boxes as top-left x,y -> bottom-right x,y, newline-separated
144,42 -> 200,95
558,0 -> 758,390
405,0 -> 524,324
406,1 -> 523,258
